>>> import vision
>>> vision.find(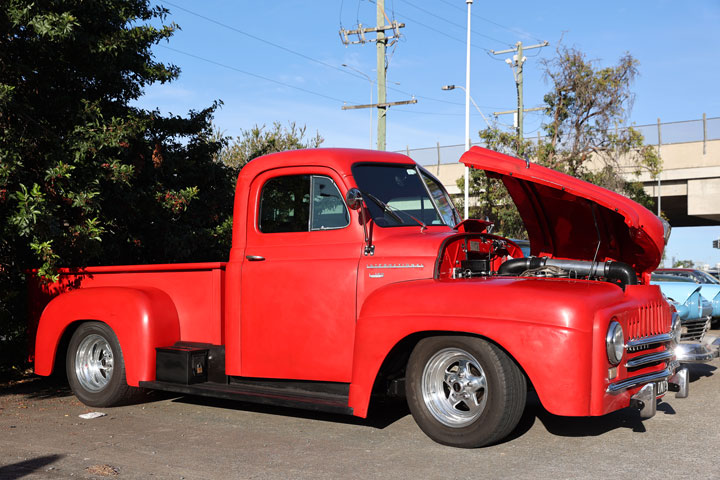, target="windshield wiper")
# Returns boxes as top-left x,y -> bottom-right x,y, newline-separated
362,191 -> 404,224
362,191 -> 427,230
